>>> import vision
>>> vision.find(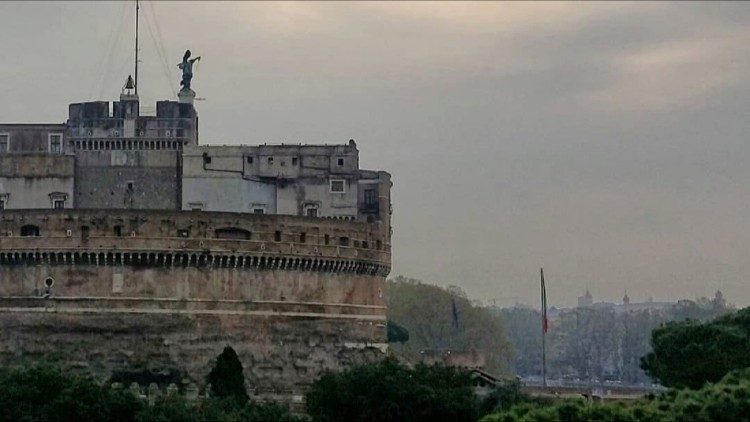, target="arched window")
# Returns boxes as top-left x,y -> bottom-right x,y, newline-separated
20,225 -> 40,237
214,227 -> 251,240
